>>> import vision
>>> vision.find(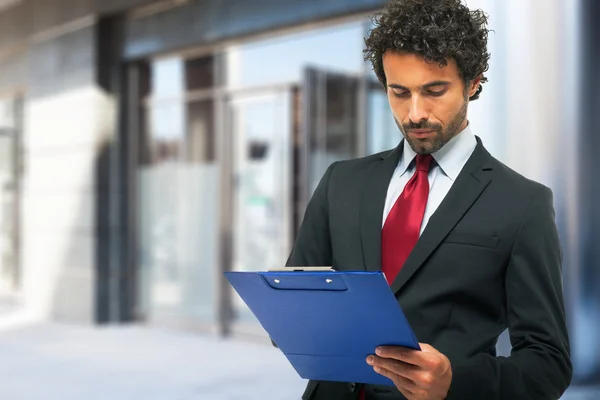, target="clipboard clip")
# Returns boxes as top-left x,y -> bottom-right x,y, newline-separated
260,270 -> 347,291
267,266 -> 335,272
